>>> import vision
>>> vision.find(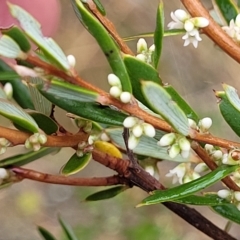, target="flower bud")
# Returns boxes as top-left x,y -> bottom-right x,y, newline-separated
192,17 -> 209,28
181,150 -> 190,159
132,124 -> 143,138
178,137 -> 191,151
212,150 -> 223,160
29,134 -> 39,144
137,38 -> 148,53
76,149 -> 84,157
0,138 -> 10,147
188,118 -> 197,129
199,117 -> 212,133
234,191 -> 240,201
142,123 -> 156,138
194,162 -> 208,173
128,134 -> 139,150
38,134 -> 47,144
78,141 -> 87,149
123,116 -> 138,128
204,144 -> 214,153
217,189 -> 231,199
168,143 -> 180,158
184,20 -> 195,32
0,168 -> 9,179
174,9 -> 189,21
100,132 -> 110,142
3,83 -> 13,99
67,54 -> 76,68
120,92 -> 132,103
0,147 -> 7,155
149,44 -> 155,52
110,86 -> 122,98
136,54 -> 147,62
32,143 -> 41,151
157,133 -> 176,147
108,74 -> 121,87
